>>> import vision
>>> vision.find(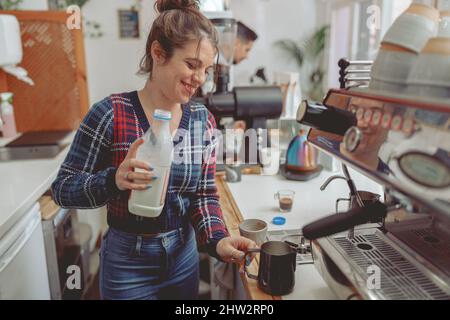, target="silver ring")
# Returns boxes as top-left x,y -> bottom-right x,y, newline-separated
124,171 -> 131,181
